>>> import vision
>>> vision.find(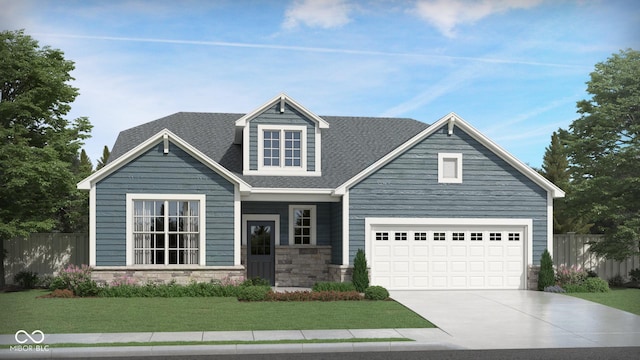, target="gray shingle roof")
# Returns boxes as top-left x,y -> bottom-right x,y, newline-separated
109,112 -> 429,188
